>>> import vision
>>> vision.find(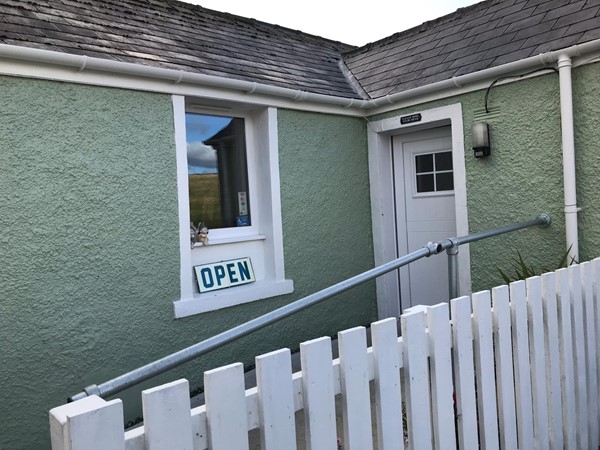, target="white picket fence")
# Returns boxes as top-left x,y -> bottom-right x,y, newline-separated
50,260 -> 600,449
